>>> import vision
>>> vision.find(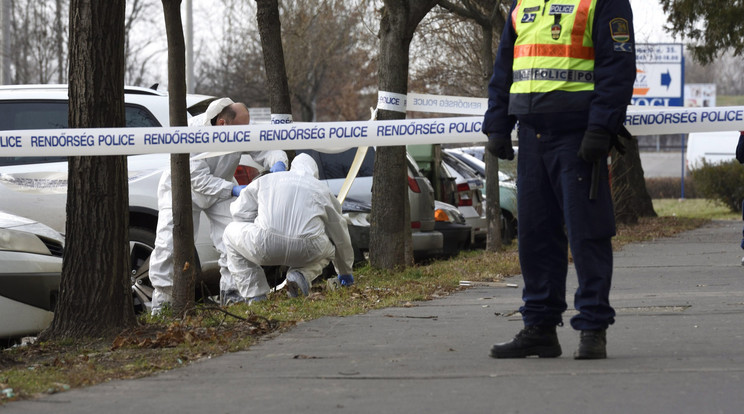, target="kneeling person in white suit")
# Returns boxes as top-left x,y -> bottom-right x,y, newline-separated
149,98 -> 288,315
223,153 -> 355,302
